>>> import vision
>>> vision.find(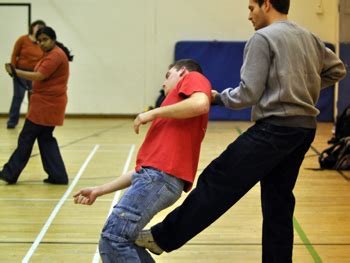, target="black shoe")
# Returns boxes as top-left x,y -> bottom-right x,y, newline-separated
6,124 -> 16,129
327,137 -> 338,144
43,178 -> 68,185
0,172 -> 17,184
